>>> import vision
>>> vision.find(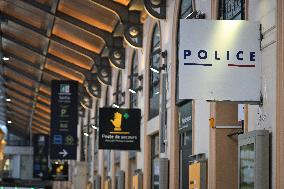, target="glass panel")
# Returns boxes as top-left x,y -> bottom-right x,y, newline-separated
240,143 -> 255,189
219,0 -> 245,20
116,71 -> 123,105
149,24 -> 160,120
178,101 -> 193,130
130,51 -> 138,108
180,0 -> 193,19
151,135 -> 159,189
